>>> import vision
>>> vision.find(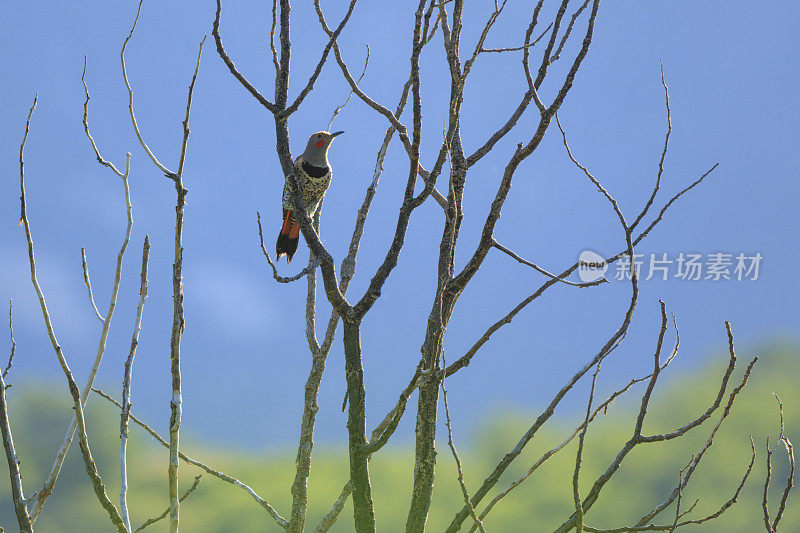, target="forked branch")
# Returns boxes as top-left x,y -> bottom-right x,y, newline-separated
762,395 -> 795,533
